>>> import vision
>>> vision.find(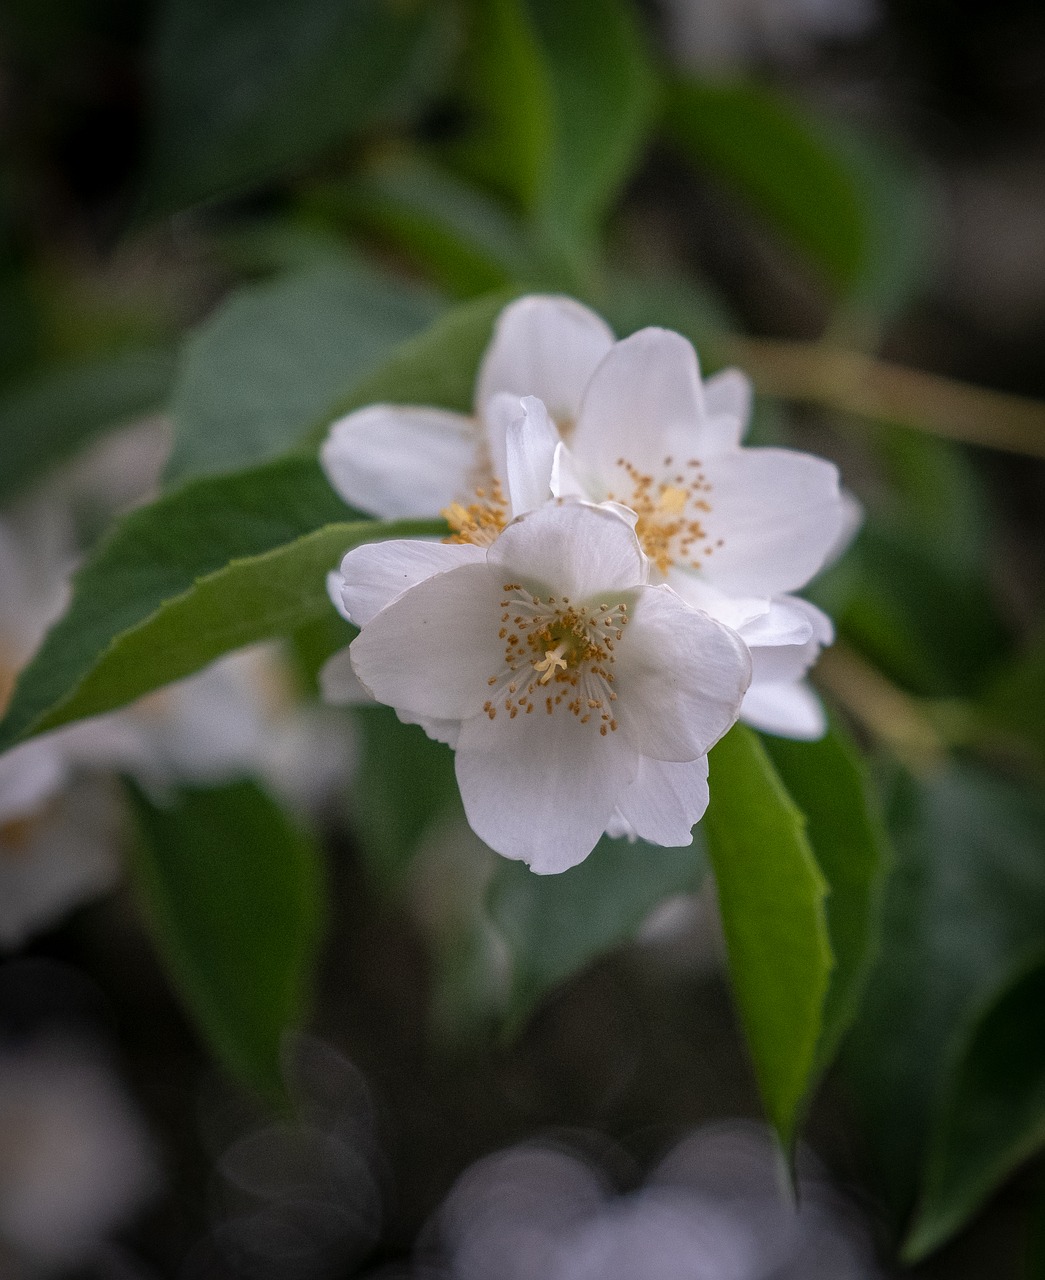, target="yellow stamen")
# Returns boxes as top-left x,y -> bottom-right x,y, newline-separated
485,585 -> 629,729
607,456 -> 719,574
657,485 -> 689,515
441,479 -> 509,547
